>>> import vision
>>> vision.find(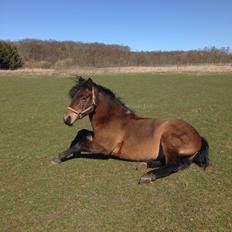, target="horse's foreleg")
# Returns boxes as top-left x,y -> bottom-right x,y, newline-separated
51,146 -> 80,164
51,129 -> 93,164
80,137 -> 109,155
52,129 -> 109,164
